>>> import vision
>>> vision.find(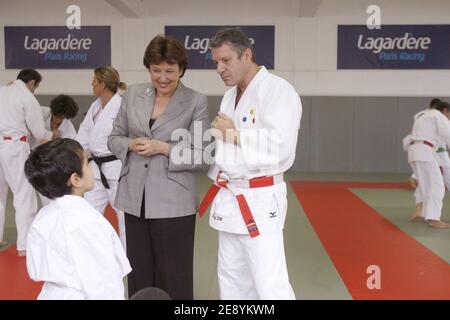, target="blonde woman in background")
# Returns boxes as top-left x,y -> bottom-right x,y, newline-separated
76,66 -> 127,249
